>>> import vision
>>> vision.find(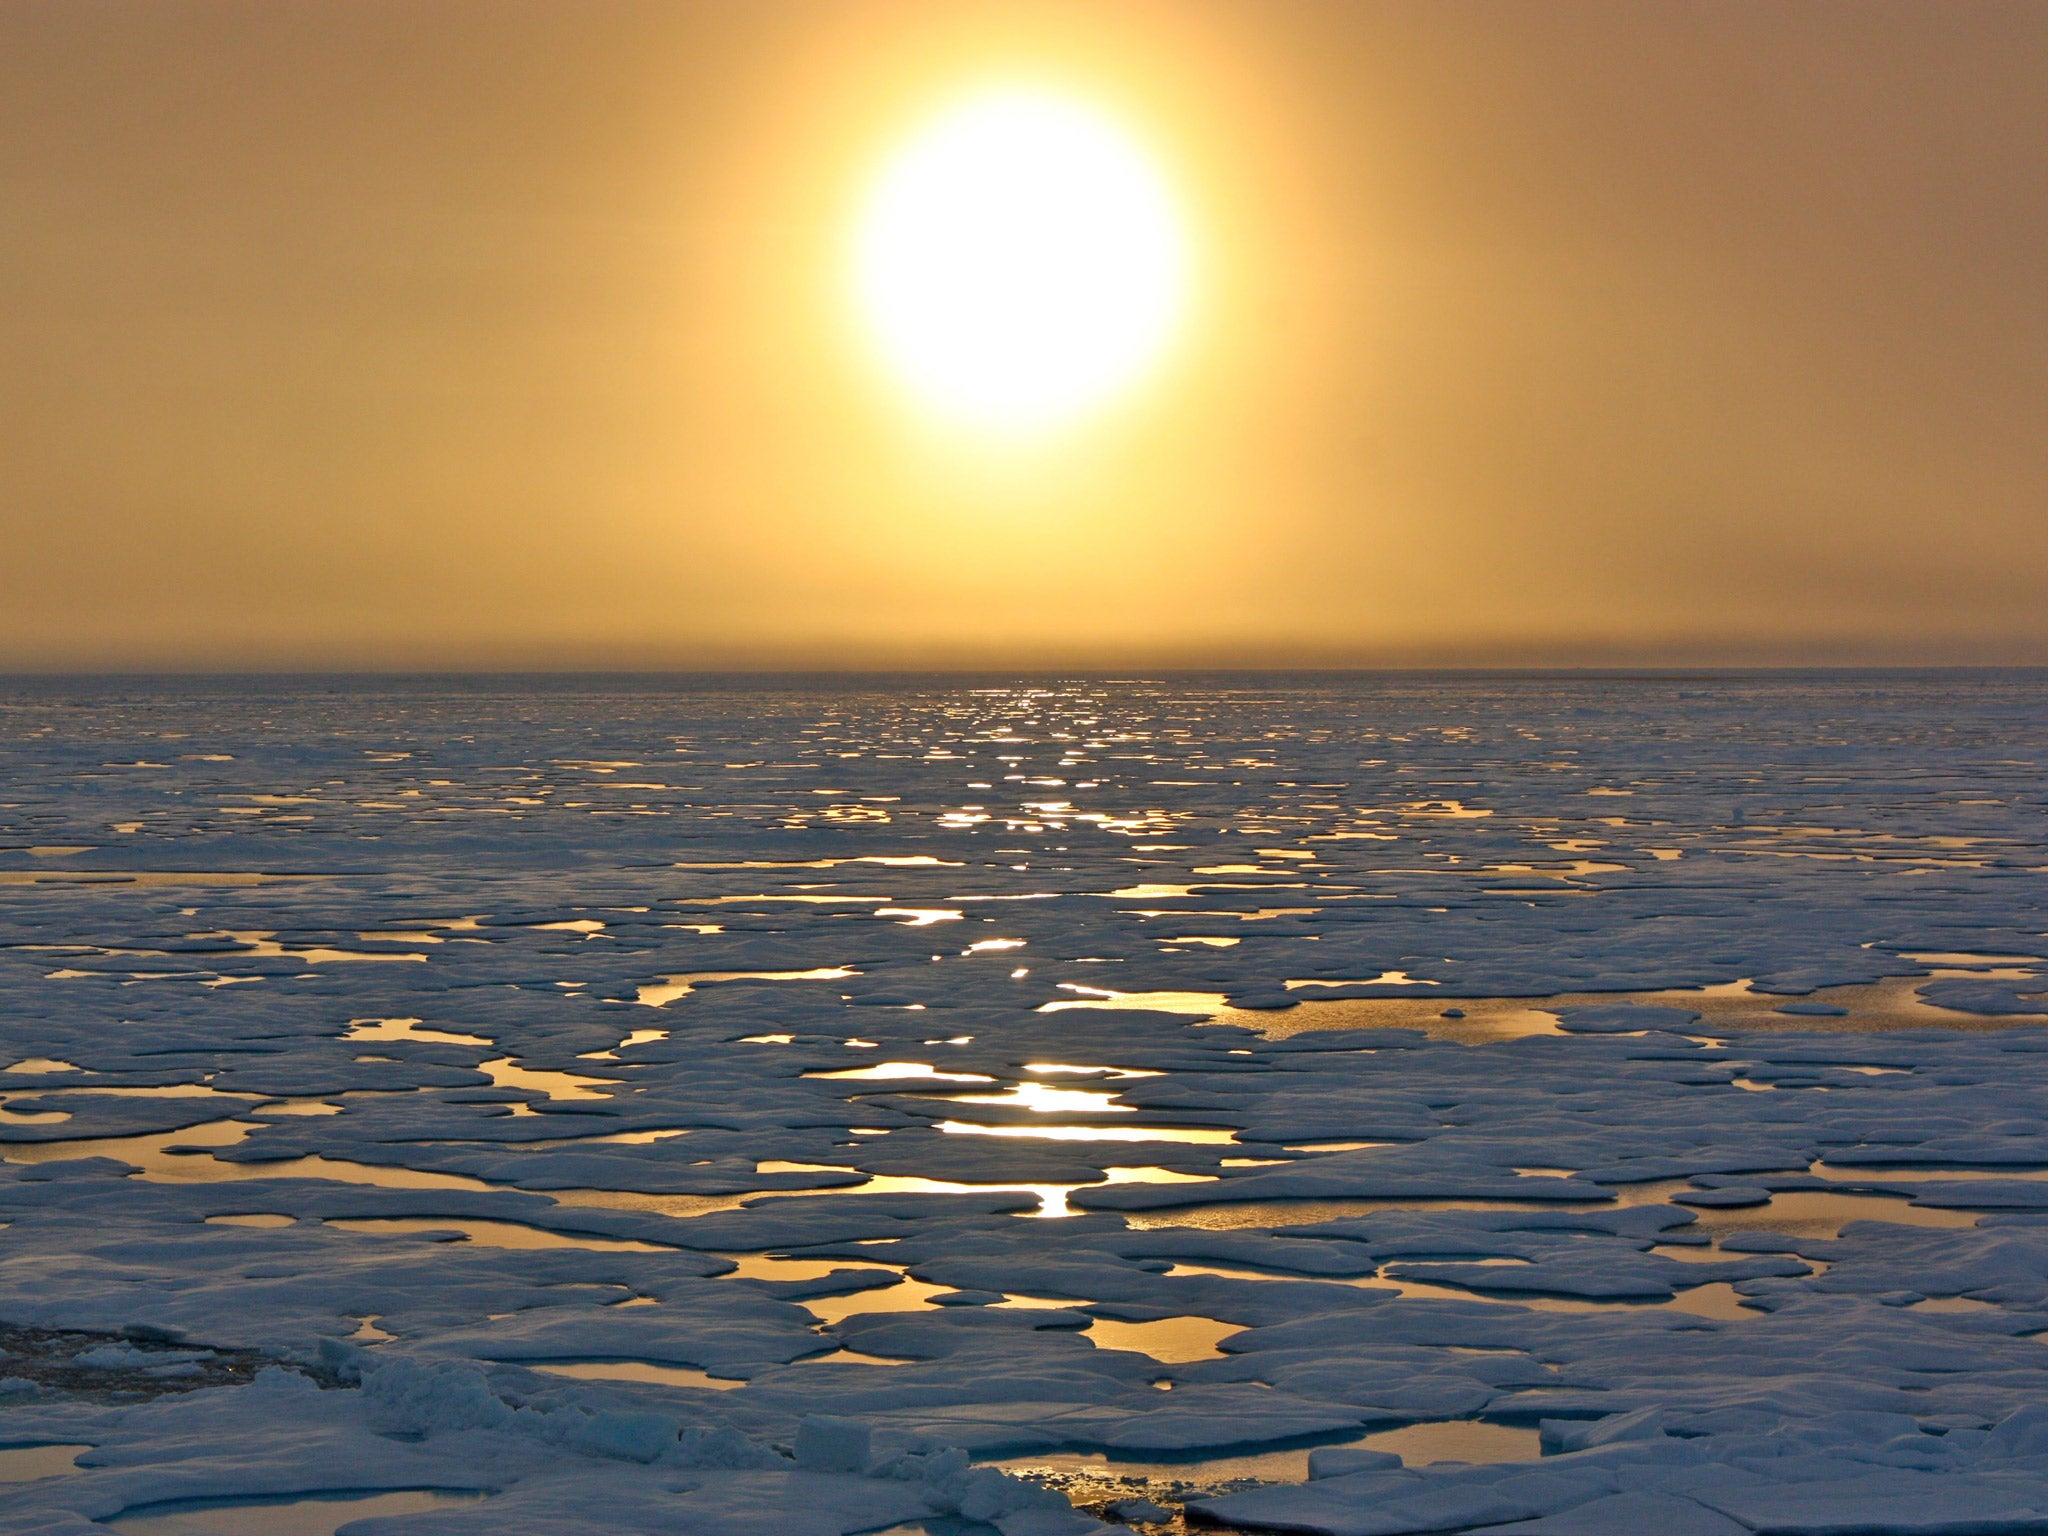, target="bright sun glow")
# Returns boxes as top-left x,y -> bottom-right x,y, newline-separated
854,87 -> 1190,433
